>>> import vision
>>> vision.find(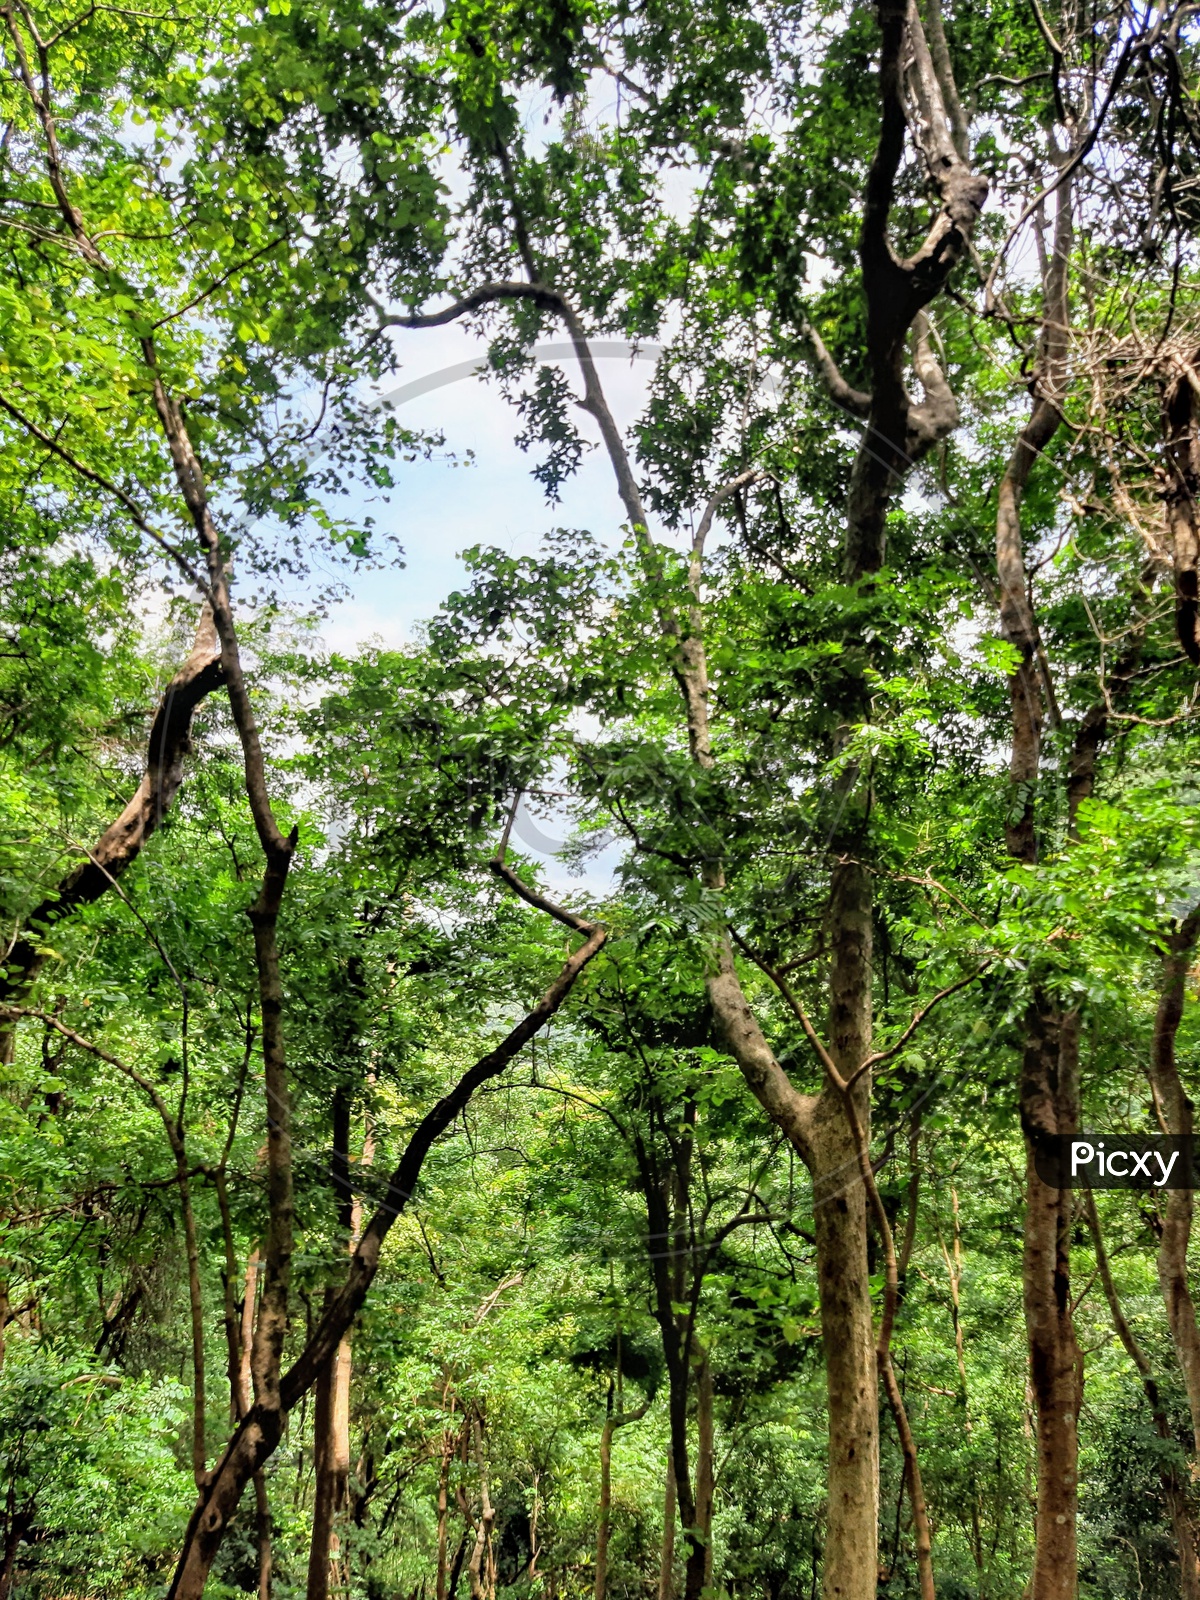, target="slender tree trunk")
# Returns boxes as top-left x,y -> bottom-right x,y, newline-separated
253,1469 -> 273,1600
595,1402 -> 649,1600
812,867 -> 880,1600
447,1529 -> 470,1600
468,1415 -> 495,1600
695,1352 -> 715,1592
437,1418 -> 457,1600
658,1455 -> 677,1600
236,1249 -> 273,1599
1163,346 -> 1200,665
1021,1007 -> 1082,1600
1148,911 -> 1200,1457
1083,1188 -> 1200,1600
636,1118 -> 707,1600
995,166 -> 1080,1600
